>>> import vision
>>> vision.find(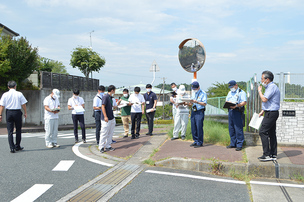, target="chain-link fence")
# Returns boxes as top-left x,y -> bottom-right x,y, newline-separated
274,72 -> 304,101
40,71 -> 99,91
